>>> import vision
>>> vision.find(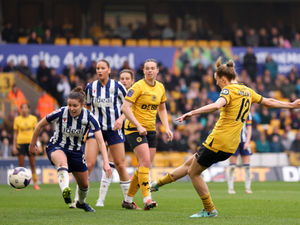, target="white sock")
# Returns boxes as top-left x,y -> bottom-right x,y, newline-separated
74,184 -> 79,202
78,187 -> 89,204
227,164 -> 235,190
98,163 -> 115,202
149,171 -> 152,198
57,167 -> 69,192
120,180 -> 130,199
244,164 -> 251,190
124,195 -> 133,203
